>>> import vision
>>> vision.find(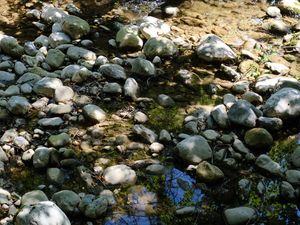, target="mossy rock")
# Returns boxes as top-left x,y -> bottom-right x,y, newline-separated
244,128 -> 273,150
